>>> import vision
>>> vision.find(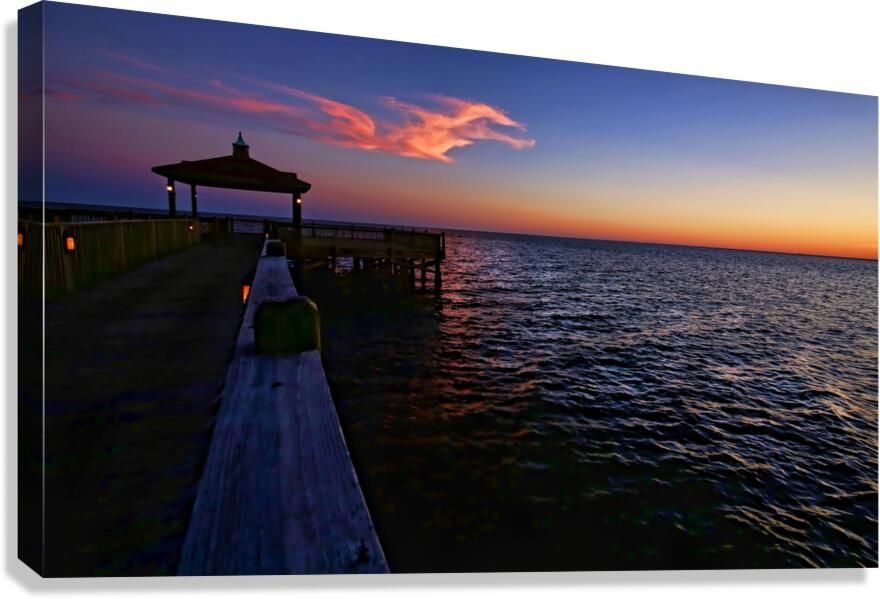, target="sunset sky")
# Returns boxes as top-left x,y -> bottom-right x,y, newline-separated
33,3 -> 878,259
